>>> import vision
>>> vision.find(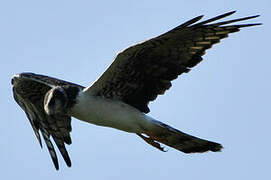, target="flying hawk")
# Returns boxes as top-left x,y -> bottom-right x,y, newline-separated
12,11 -> 260,170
